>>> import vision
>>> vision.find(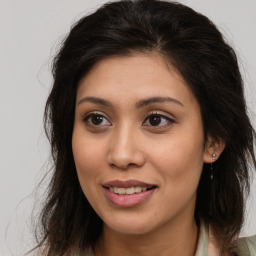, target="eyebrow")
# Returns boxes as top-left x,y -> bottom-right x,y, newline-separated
78,96 -> 113,107
78,96 -> 184,108
136,96 -> 184,108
